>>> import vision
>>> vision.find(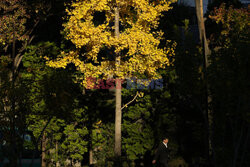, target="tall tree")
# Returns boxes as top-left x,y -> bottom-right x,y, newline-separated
0,1 -> 59,165
48,0 -> 176,164
114,5 -> 122,160
0,1 -> 29,164
195,0 -> 213,165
